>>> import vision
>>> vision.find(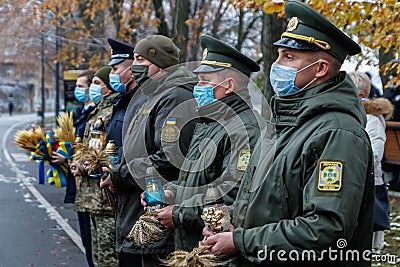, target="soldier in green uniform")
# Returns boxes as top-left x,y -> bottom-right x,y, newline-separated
148,35 -> 266,253
100,35 -> 198,267
202,1 -> 374,267
74,66 -> 119,267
